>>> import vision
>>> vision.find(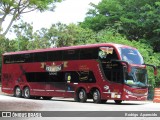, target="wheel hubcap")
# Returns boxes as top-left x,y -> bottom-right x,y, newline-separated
79,91 -> 84,99
93,92 -> 98,100
25,89 -> 29,97
16,88 -> 20,96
